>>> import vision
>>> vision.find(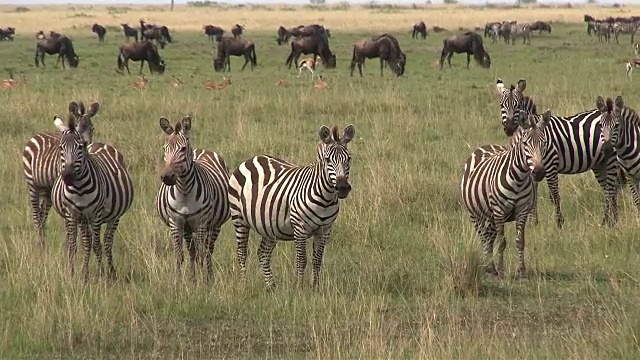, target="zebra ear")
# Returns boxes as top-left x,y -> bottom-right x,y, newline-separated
537,109 -> 552,129
596,96 -> 607,112
180,116 -> 192,135
68,101 -> 79,116
87,102 -> 100,117
615,96 -> 625,109
342,124 -> 355,144
319,125 -> 333,144
516,79 -> 526,93
159,117 -> 174,135
53,115 -> 68,132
